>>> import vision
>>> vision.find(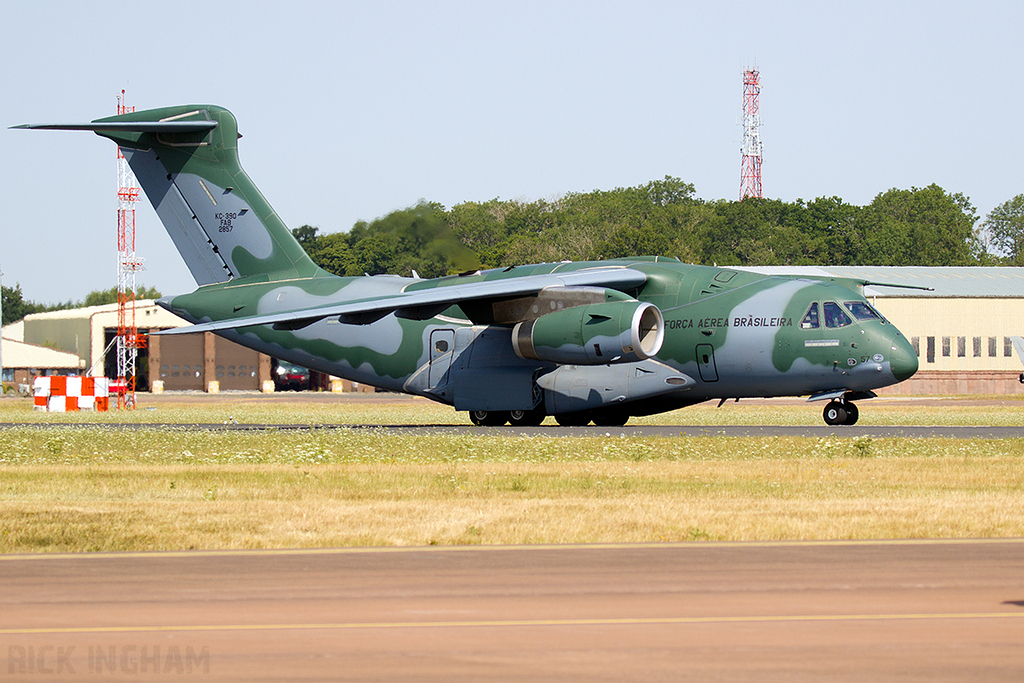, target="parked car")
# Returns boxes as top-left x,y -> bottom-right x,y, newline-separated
273,361 -> 311,391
